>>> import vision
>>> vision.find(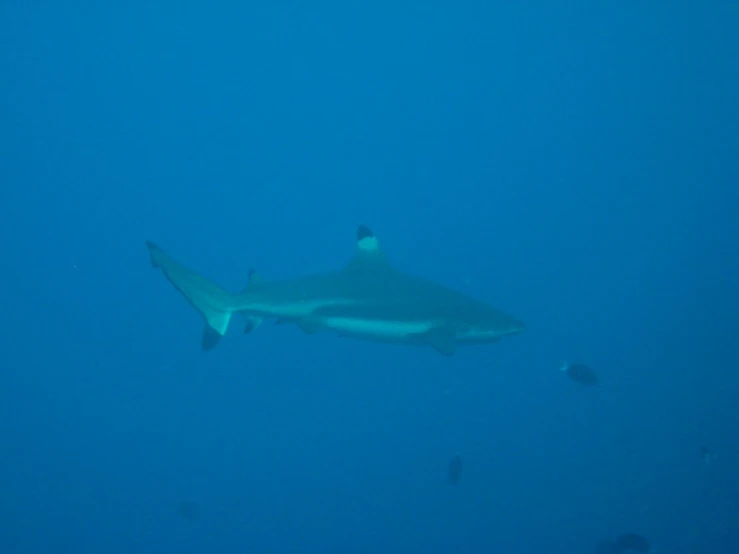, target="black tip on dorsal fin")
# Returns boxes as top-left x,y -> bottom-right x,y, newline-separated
356,225 -> 374,241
